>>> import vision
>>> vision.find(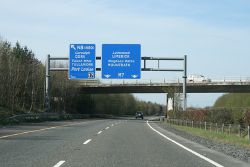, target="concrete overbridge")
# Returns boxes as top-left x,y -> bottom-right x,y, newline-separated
45,55 -> 250,112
